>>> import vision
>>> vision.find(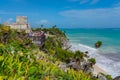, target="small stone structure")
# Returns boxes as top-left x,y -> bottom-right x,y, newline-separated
28,31 -> 46,49
4,16 -> 31,33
